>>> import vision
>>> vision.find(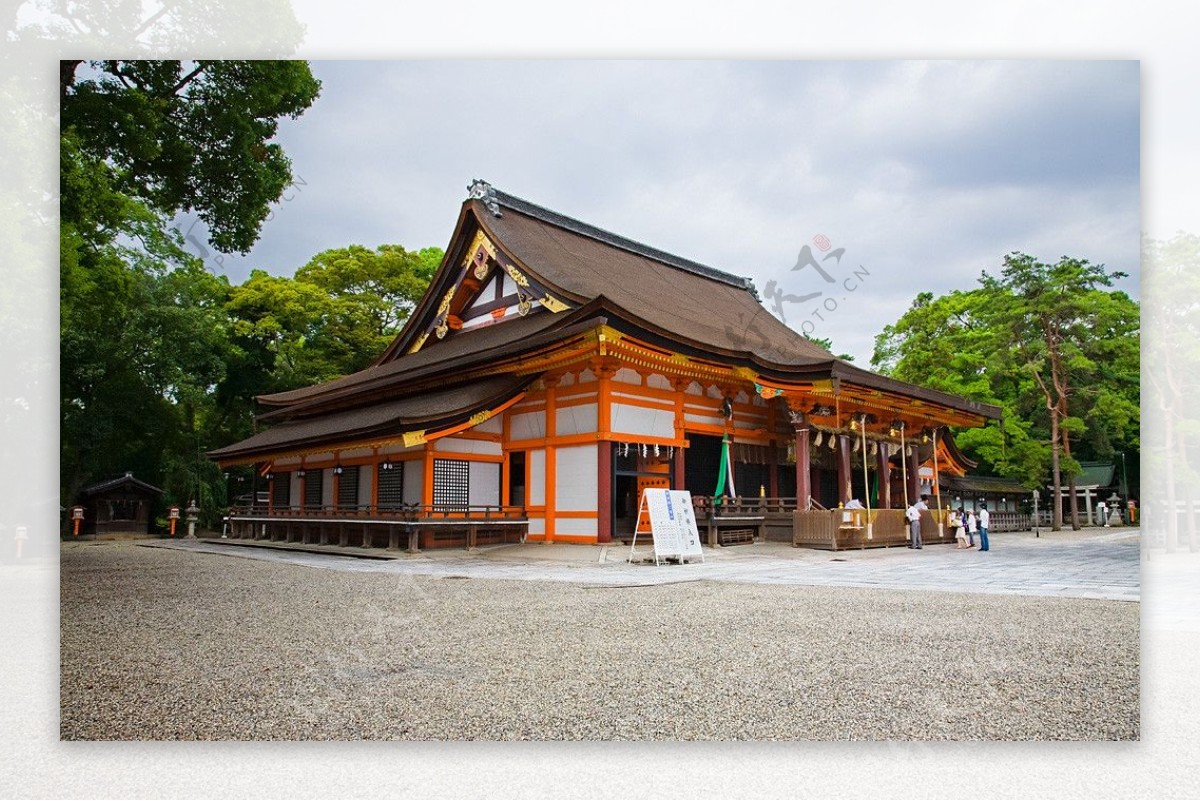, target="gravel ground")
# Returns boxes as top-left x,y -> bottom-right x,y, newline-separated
59,541 -> 1139,741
